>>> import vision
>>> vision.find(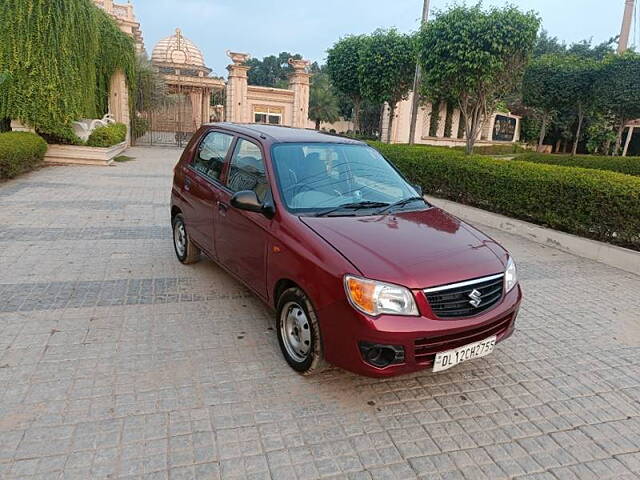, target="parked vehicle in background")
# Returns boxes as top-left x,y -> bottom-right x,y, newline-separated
171,123 -> 522,377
